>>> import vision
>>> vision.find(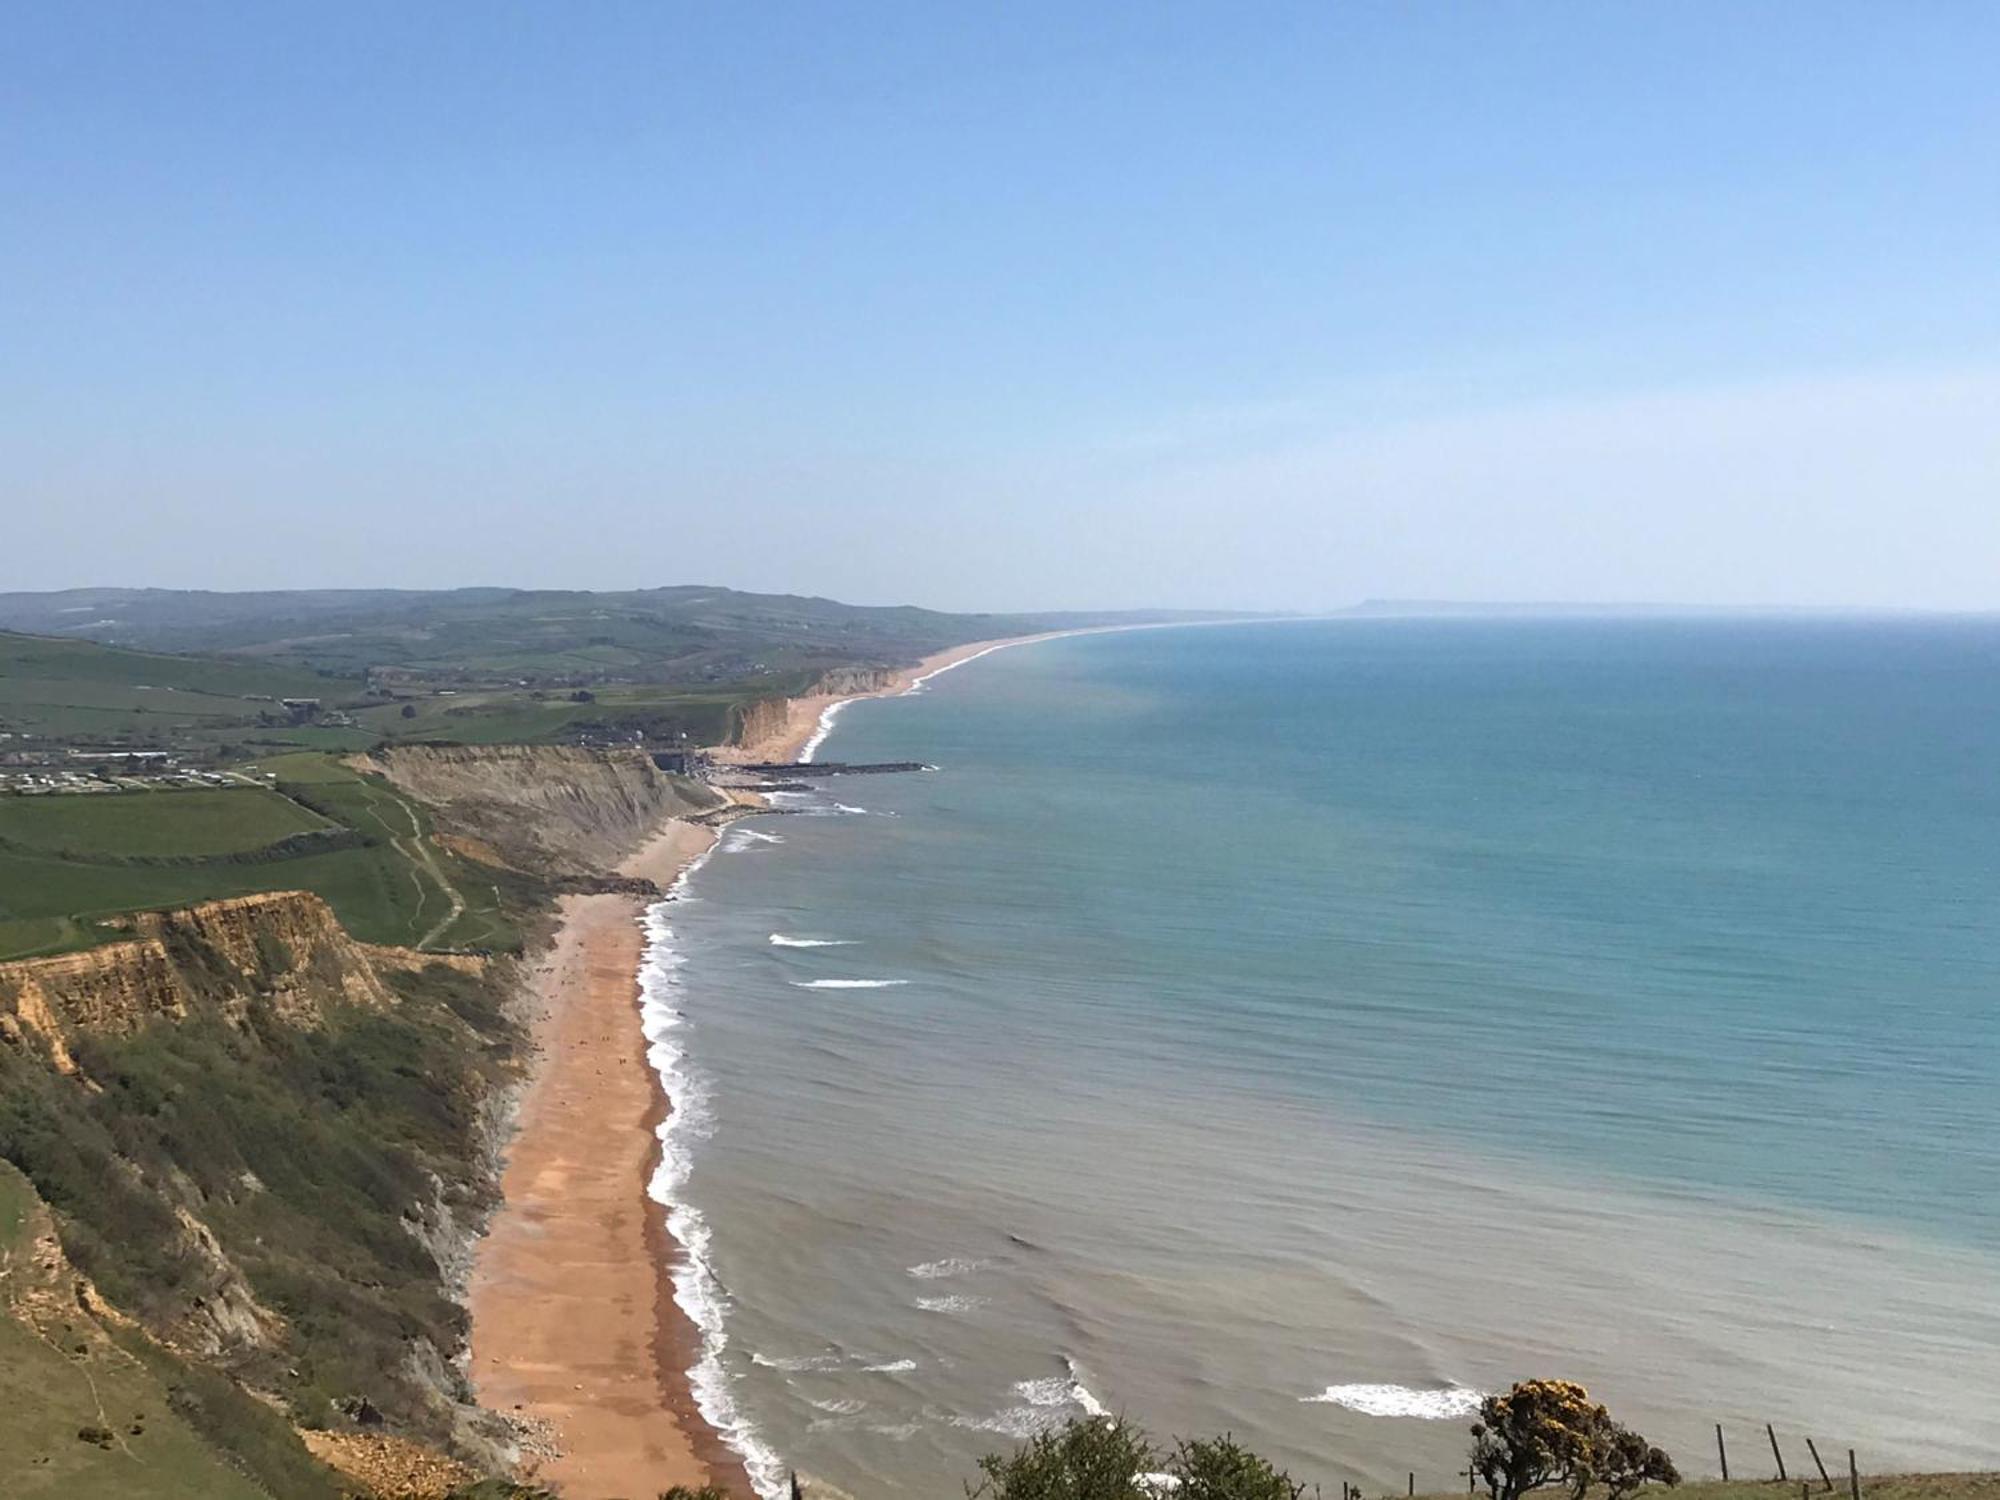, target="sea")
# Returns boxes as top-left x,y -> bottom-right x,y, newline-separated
637,617 -> 2000,1499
